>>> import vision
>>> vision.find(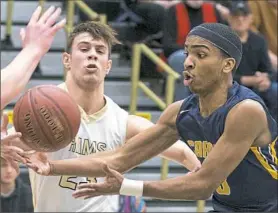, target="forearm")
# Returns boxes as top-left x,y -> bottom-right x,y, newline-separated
1,46 -> 43,109
49,156 -> 111,177
50,124 -> 179,177
240,76 -> 258,87
143,173 -> 209,200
